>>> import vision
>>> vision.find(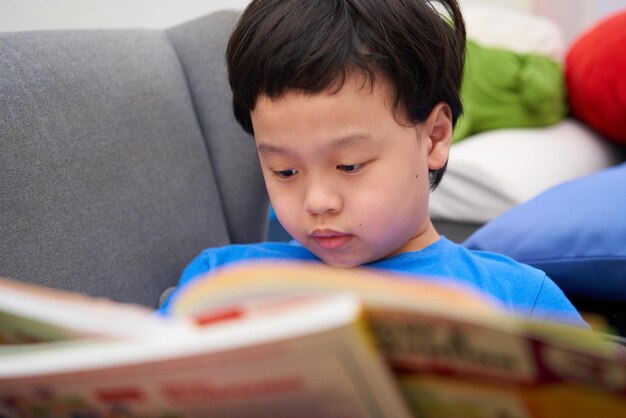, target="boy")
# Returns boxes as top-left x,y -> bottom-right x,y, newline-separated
162,0 -> 586,327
